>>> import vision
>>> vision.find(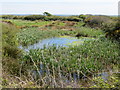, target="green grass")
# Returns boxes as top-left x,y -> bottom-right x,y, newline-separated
2,19 -> 72,28
21,38 -> 119,87
77,27 -> 105,37
2,19 -> 53,27
17,27 -> 61,46
17,26 -> 104,46
53,21 -> 66,26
